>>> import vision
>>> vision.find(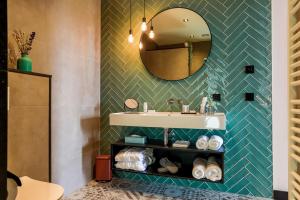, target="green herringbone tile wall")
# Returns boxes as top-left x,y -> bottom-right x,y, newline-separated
100,0 -> 272,198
